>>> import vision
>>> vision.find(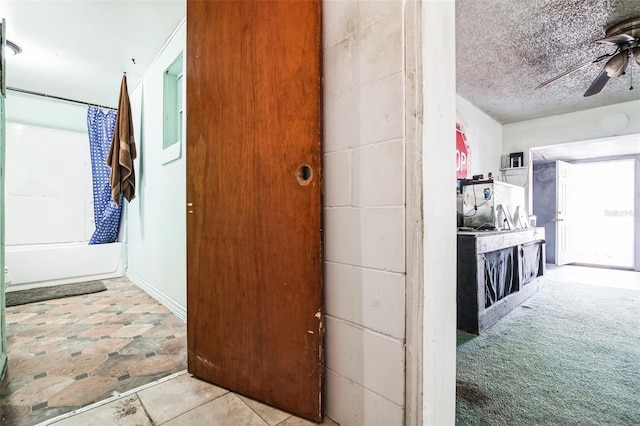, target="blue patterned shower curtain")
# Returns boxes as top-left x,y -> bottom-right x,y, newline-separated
87,106 -> 122,244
